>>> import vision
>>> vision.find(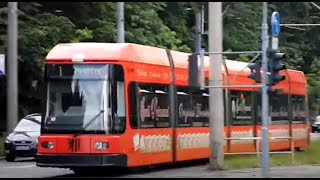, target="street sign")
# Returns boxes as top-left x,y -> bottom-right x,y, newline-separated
271,11 -> 280,37
271,12 -> 280,49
